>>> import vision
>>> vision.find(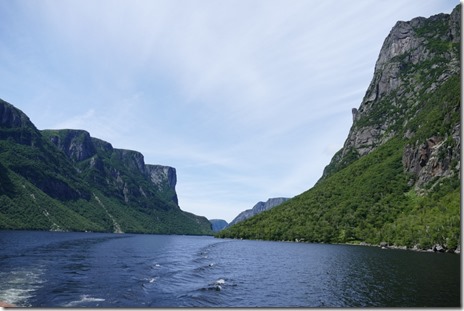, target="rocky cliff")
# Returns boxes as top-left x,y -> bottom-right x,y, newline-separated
217,5 -> 460,251
321,6 -> 460,190
0,101 -> 212,235
228,197 -> 290,227
0,100 -> 42,146
43,129 -> 180,207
